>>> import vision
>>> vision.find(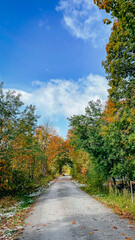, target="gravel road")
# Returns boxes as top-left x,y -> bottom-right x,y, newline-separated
21,176 -> 135,240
